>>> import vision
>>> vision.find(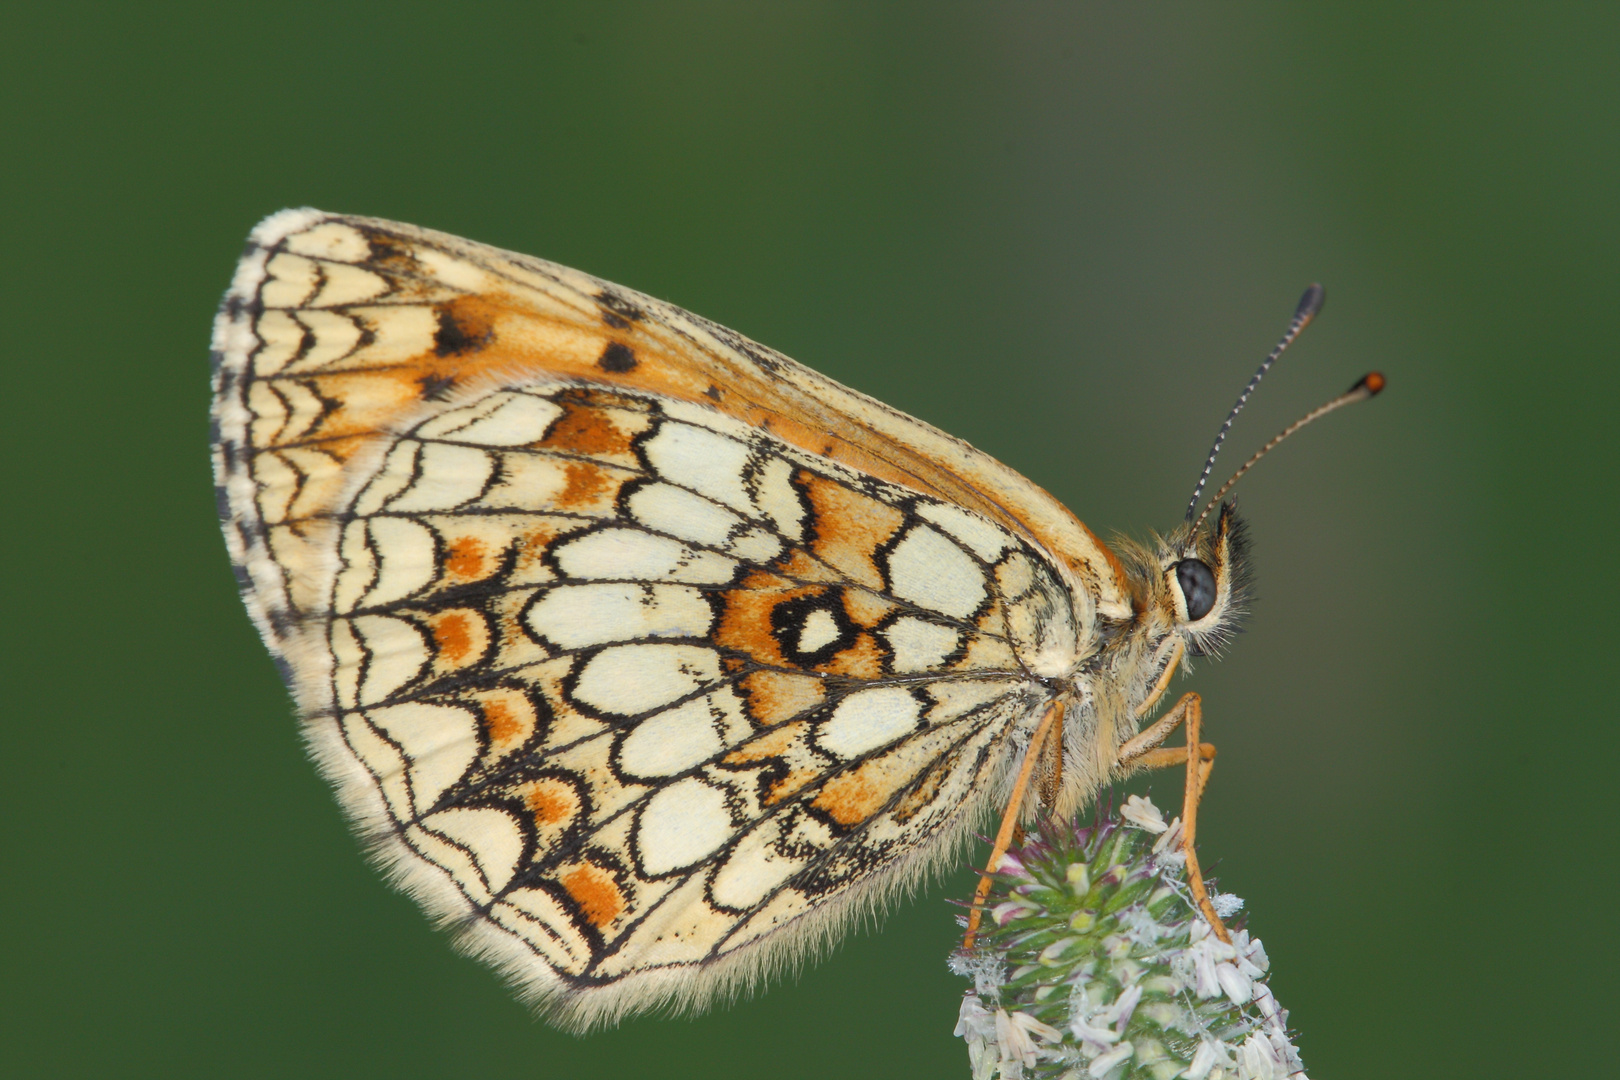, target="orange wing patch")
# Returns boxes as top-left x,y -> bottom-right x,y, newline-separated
559,862 -> 627,929
714,572 -> 823,668
797,472 -> 904,591
535,391 -> 649,465
738,670 -> 826,726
